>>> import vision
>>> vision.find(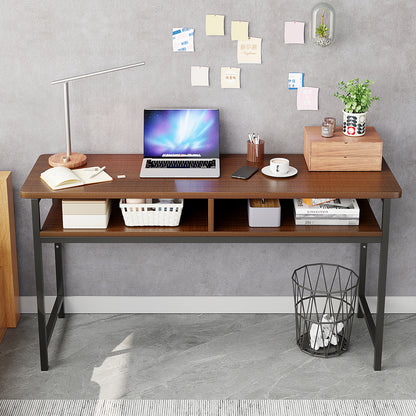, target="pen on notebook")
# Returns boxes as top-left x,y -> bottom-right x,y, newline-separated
89,166 -> 106,179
